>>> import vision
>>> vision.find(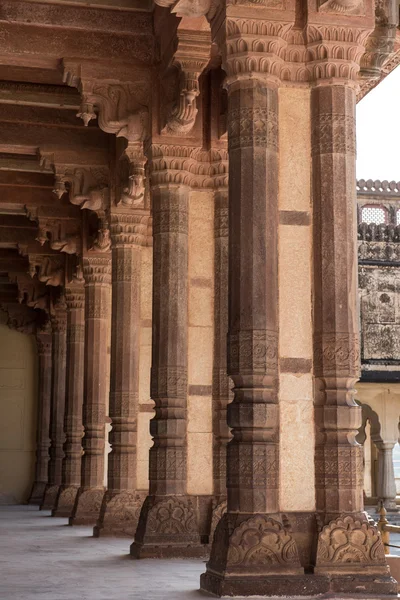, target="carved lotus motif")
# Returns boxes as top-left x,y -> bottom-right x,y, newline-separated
317,516 -> 386,566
